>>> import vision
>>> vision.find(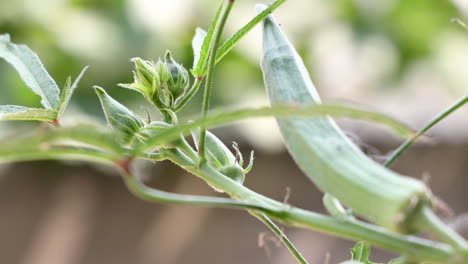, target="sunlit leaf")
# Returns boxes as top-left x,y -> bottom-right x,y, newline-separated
0,34 -> 60,109
214,0 -> 287,66
192,28 -> 208,70
57,66 -> 89,117
192,1 -> 225,77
